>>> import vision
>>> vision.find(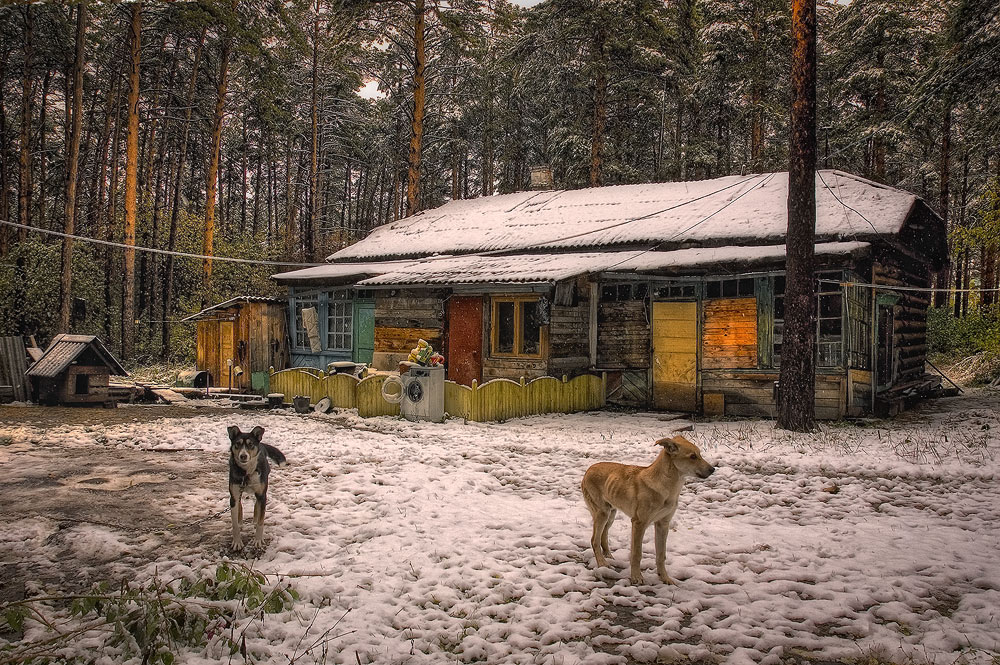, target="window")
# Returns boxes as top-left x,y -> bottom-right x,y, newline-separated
327,290 -> 353,351
600,283 -> 649,302
75,373 -> 89,395
846,283 -> 871,370
654,282 -> 697,299
294,294 -> 319,349
706,277 -> 755,299
491,296 -> 546,358
772,273 -> 844,368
